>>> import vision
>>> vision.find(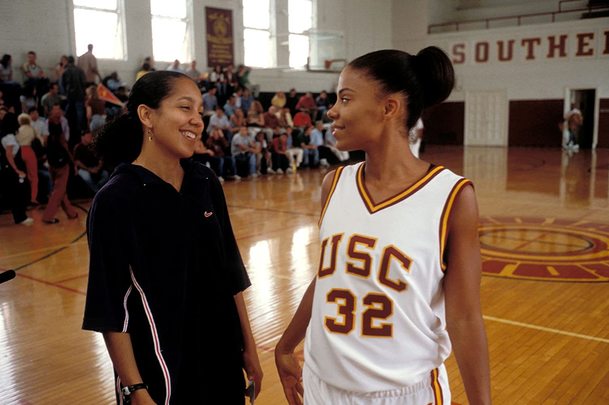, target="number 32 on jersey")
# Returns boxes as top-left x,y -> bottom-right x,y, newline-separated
317,233 -> 413,338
